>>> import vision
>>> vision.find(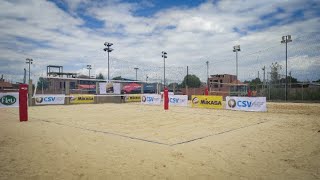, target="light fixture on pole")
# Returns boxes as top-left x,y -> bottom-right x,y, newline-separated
26,58 -> 33,83
233,45 -> 241,82
161,51 -> 167,89
86,65 -> 92,79
281,35 -> 292,101
103,42 -> 113,80
134,67 -> 139,81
